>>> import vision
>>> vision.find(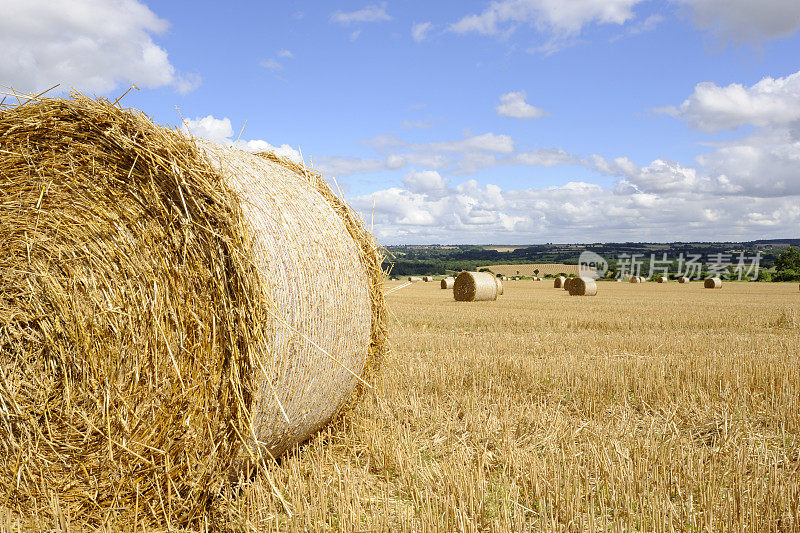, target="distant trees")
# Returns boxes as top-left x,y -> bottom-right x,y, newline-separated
773,246 -> 800,281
